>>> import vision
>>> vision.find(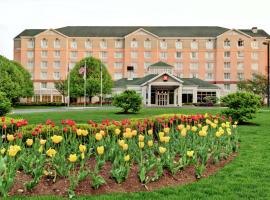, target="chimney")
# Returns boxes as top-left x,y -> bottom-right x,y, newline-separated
252,27 -> 258,33
127,66 -> 134,80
